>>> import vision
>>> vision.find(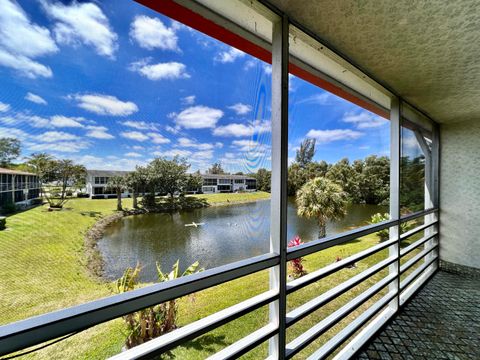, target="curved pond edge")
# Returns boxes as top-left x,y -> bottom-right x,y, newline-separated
83,196 -> 270,279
